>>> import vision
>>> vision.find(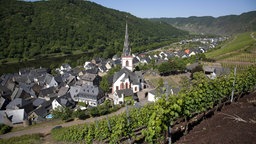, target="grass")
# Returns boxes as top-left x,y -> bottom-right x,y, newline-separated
144,73 -> 186,88
11,119 -> 63,133
0,134 -> 43,144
